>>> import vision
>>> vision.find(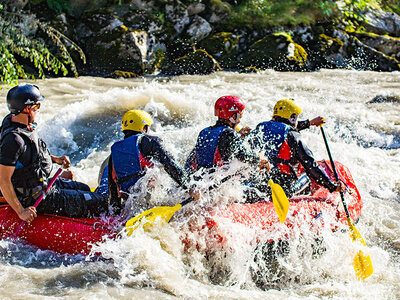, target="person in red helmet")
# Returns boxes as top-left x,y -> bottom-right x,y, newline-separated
185,96 -> 270,176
